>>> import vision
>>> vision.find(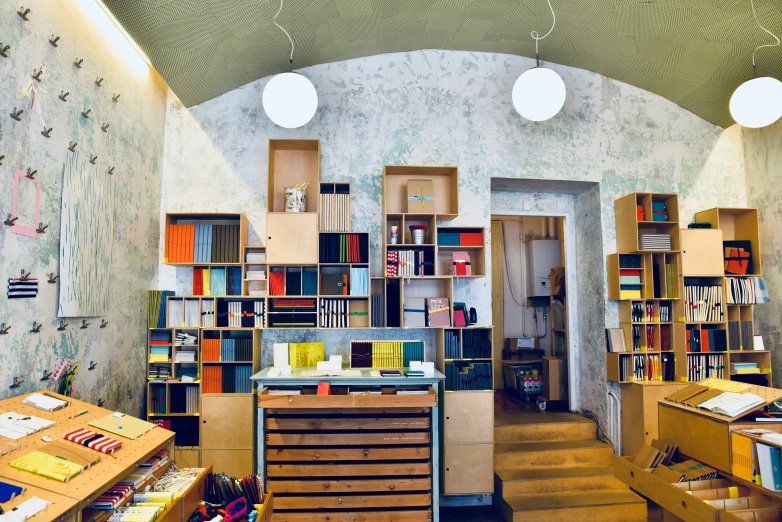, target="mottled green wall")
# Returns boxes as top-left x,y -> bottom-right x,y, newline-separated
0,0 -> 167,416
